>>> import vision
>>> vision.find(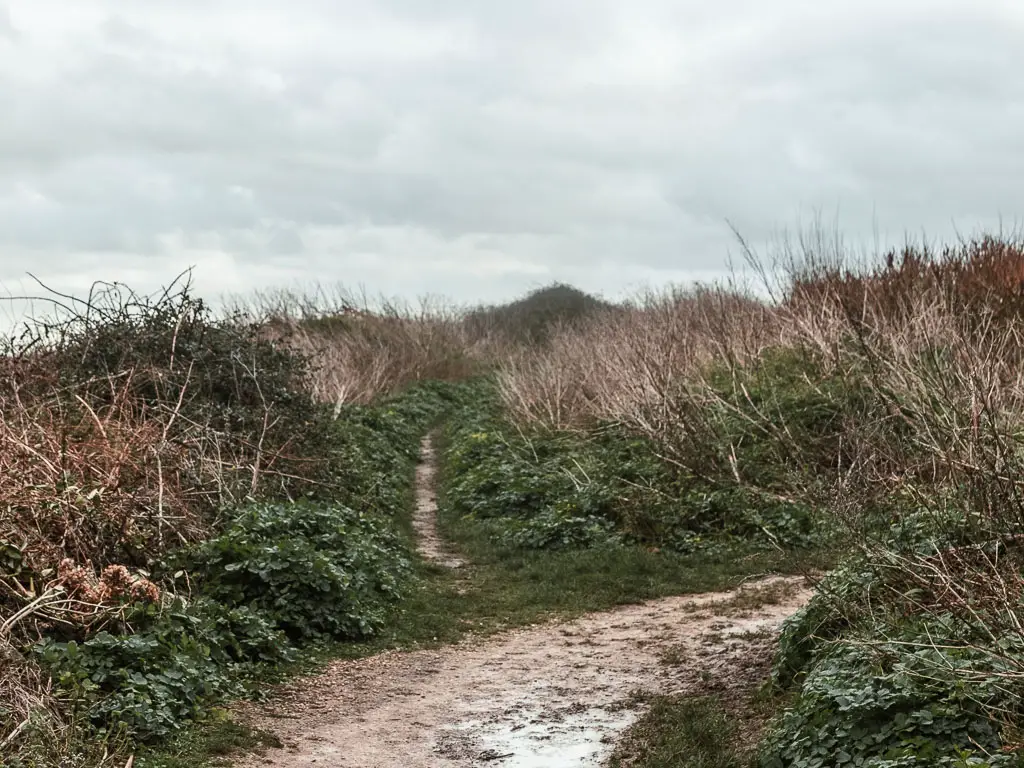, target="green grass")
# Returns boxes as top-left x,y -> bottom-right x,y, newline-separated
345,545 -> 819,657
608,695 -> 757,768
340,484 -> 833,657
